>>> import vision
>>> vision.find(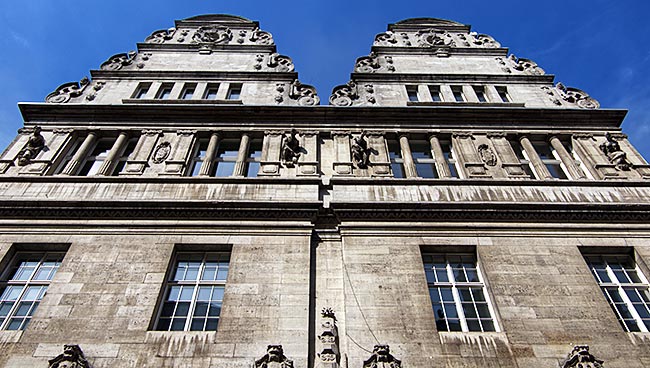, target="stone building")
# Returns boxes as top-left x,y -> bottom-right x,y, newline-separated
0,14 -> 649,368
